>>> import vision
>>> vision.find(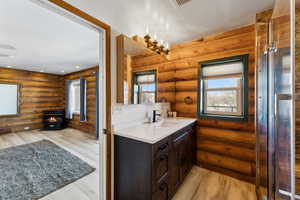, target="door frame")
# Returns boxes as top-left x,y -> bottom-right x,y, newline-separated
34,0 -> 112,199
